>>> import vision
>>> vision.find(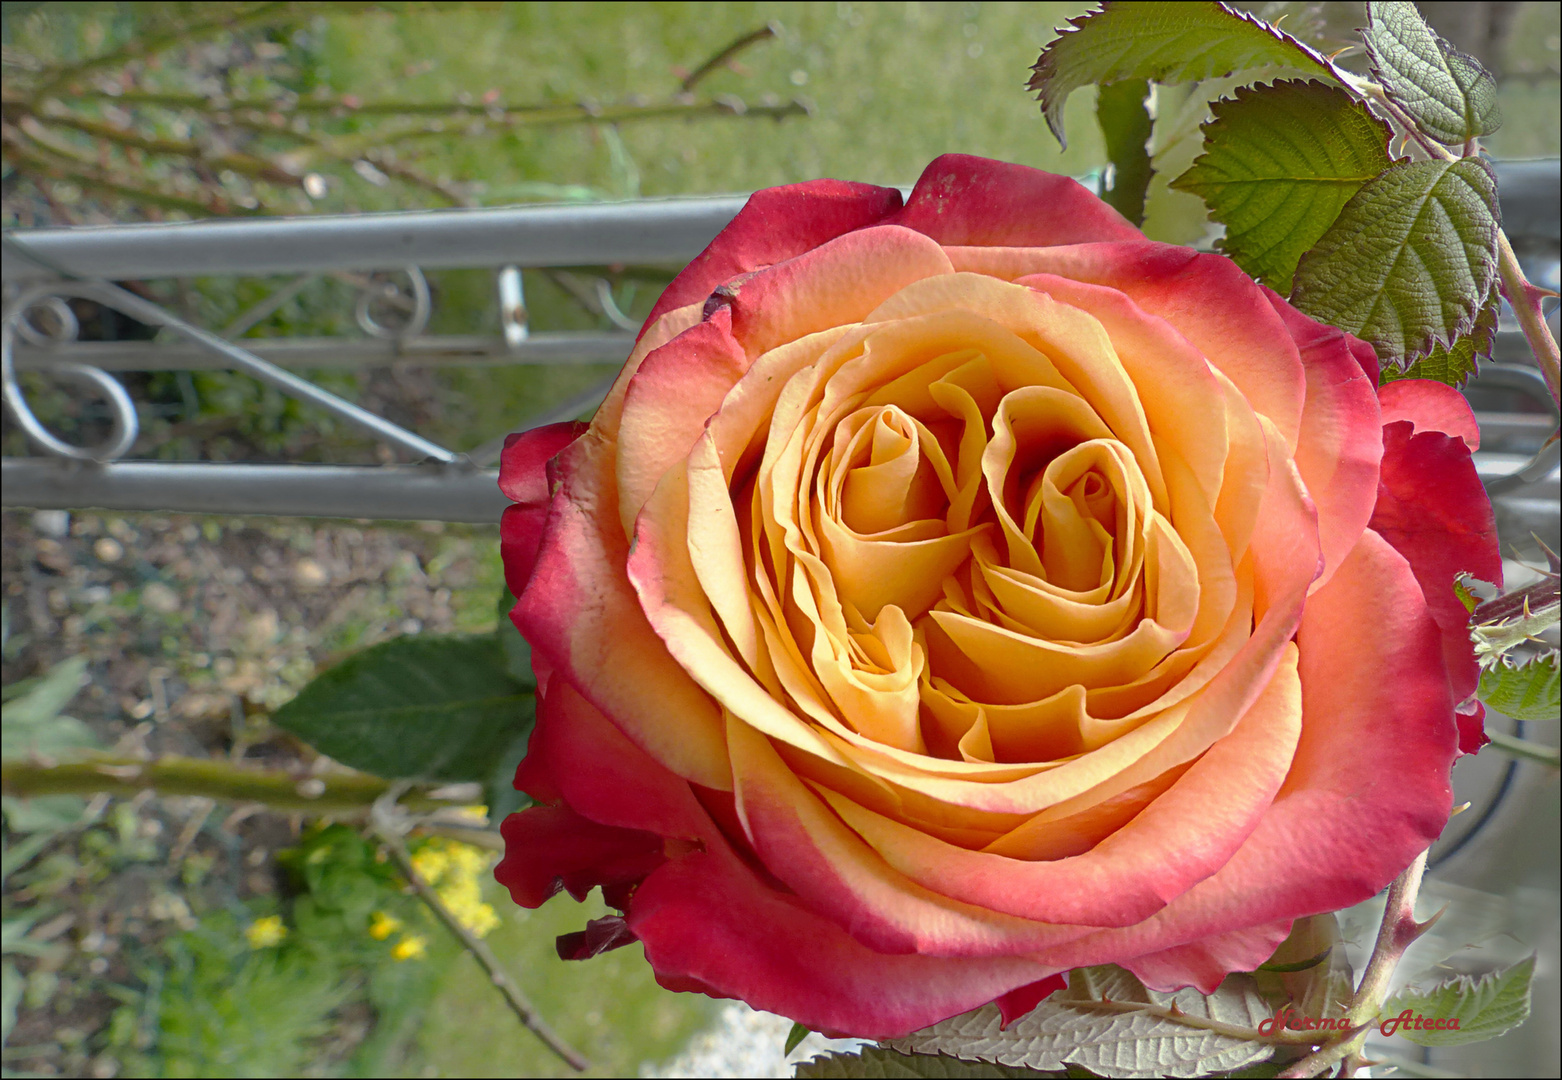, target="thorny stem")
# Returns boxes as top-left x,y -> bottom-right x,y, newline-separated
371,797 -> 588,1072
1,753 -> 452,816
1496,229 -> 1562,410
1278,850 -> 1434,1079
1067,998 -> 1324,1046
1485,729 -> 1562,769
